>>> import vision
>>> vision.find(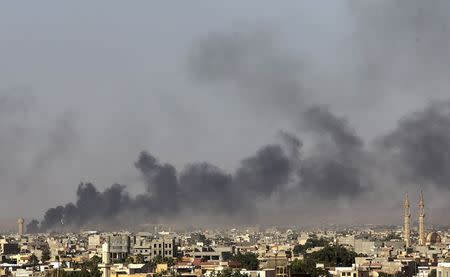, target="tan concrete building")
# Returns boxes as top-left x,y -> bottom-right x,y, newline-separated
436,263 -> 450,277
